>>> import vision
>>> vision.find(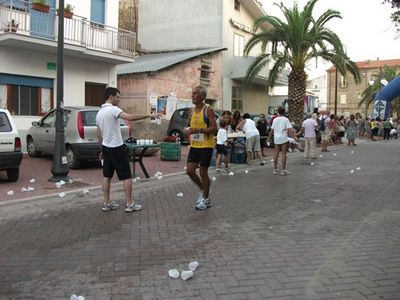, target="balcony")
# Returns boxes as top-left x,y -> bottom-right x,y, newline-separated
231,56 -> 288,86
0,0 -> 136,63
